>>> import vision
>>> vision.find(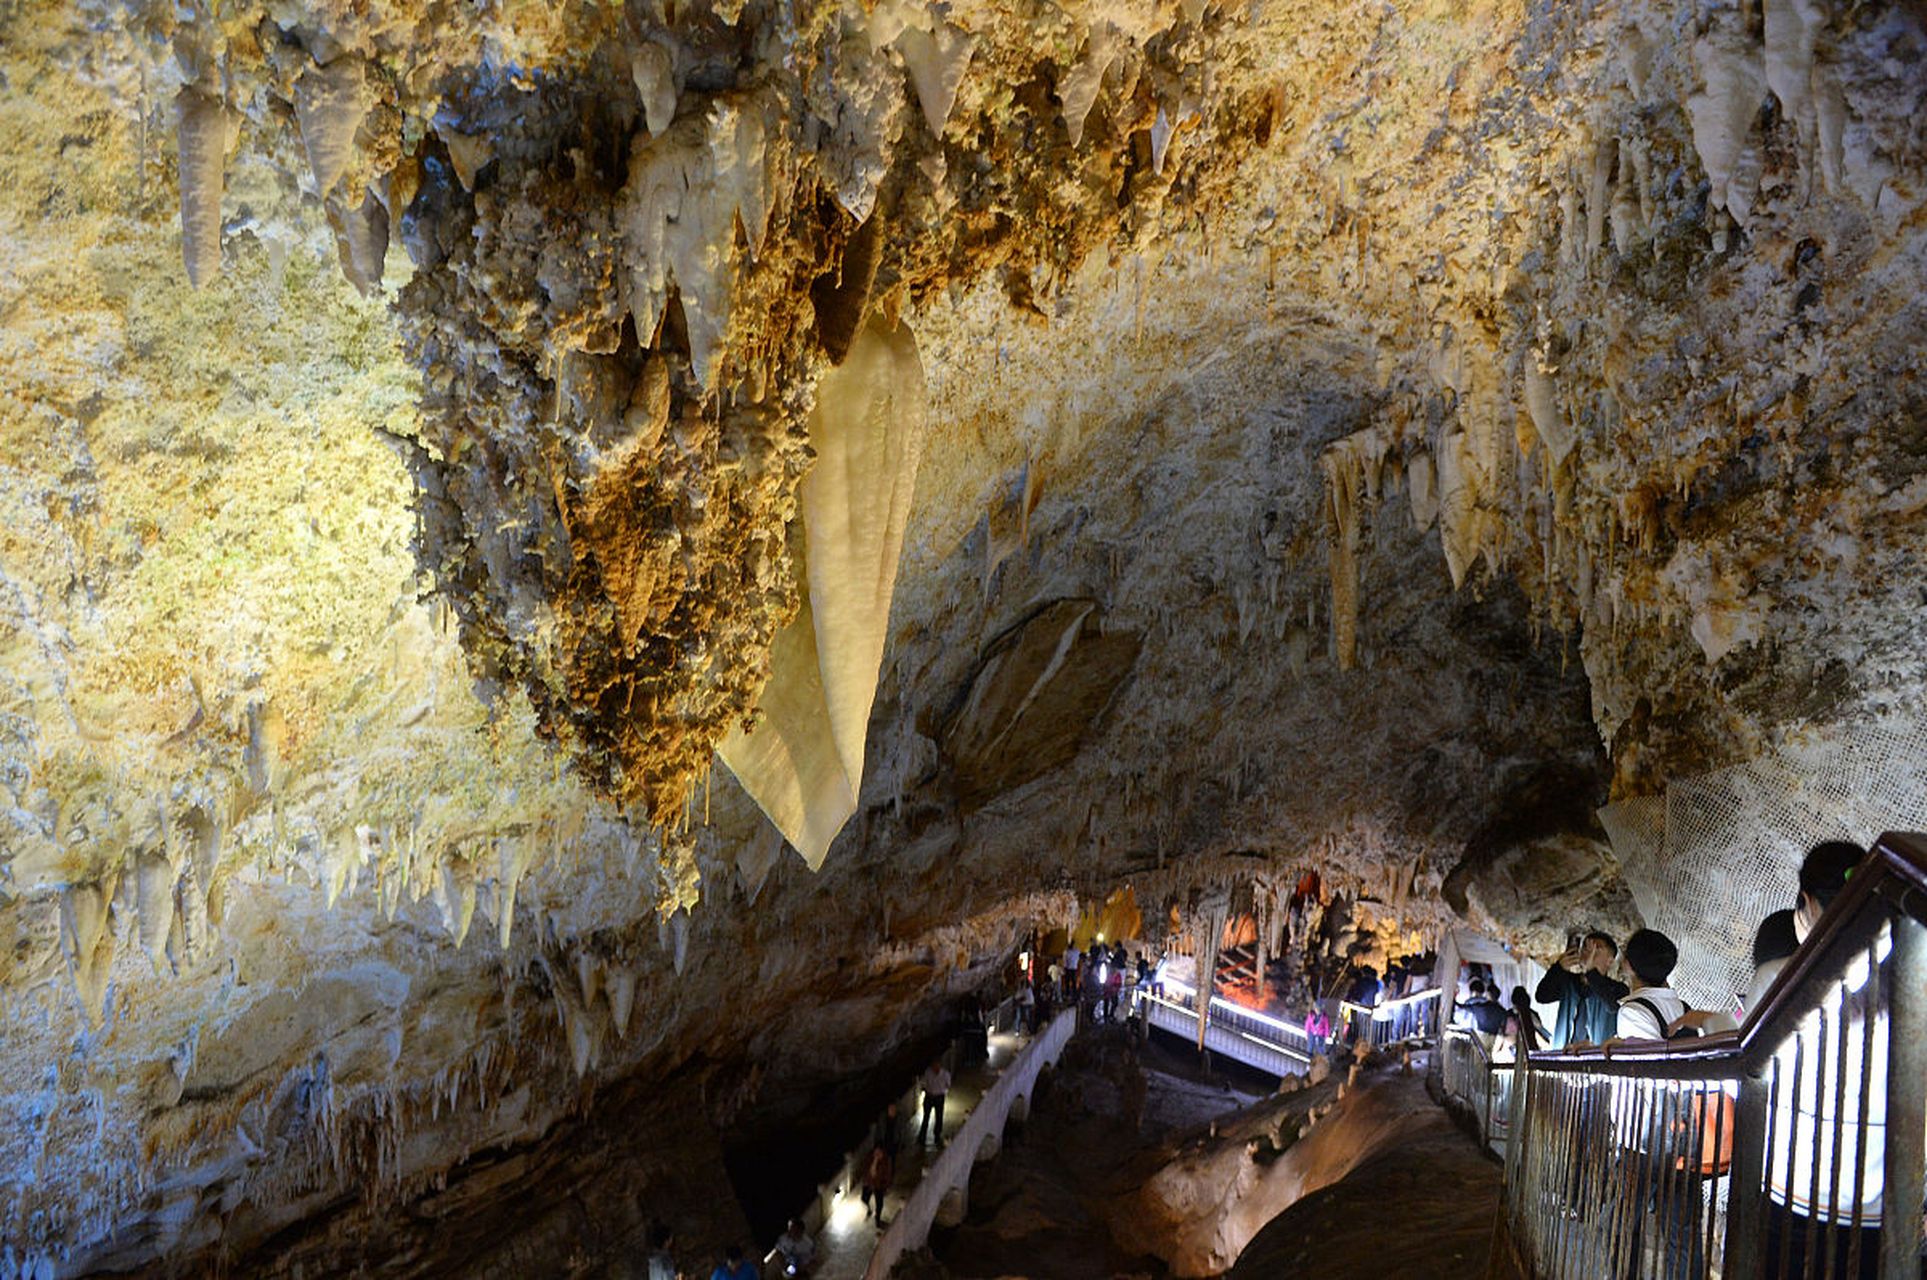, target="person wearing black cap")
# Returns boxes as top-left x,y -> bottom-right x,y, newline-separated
1614,929 -> 1684,1040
